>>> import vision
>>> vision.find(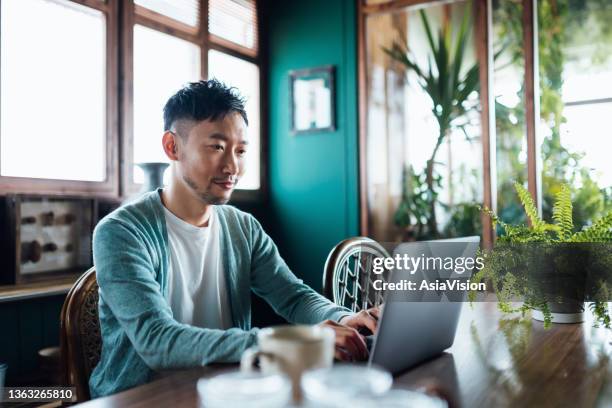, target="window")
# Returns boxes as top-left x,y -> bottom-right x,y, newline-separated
490,0 -> 612,234
209,0 -> 258,53
132,25 -> 201,183
0,0 -> 116,195
208,50 -> 260,190
0,0 -> 262,199
537,0 -> 612,228
125,0 -> 262,195
361,1 -> 483,241
492,0 -> 528,227
134,0 -> 199,27
358,0 -> 612,244
206,0 -> 260,191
